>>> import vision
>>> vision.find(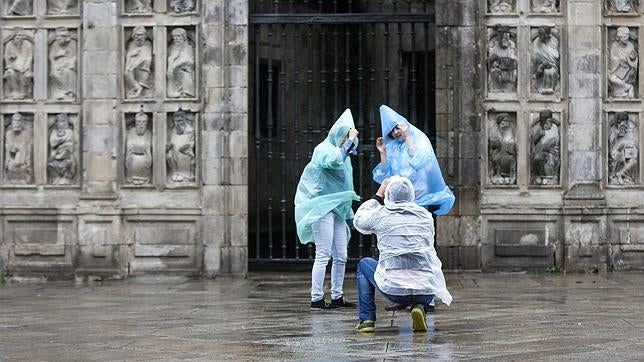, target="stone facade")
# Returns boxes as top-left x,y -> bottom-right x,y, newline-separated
0,0 -> 247,279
